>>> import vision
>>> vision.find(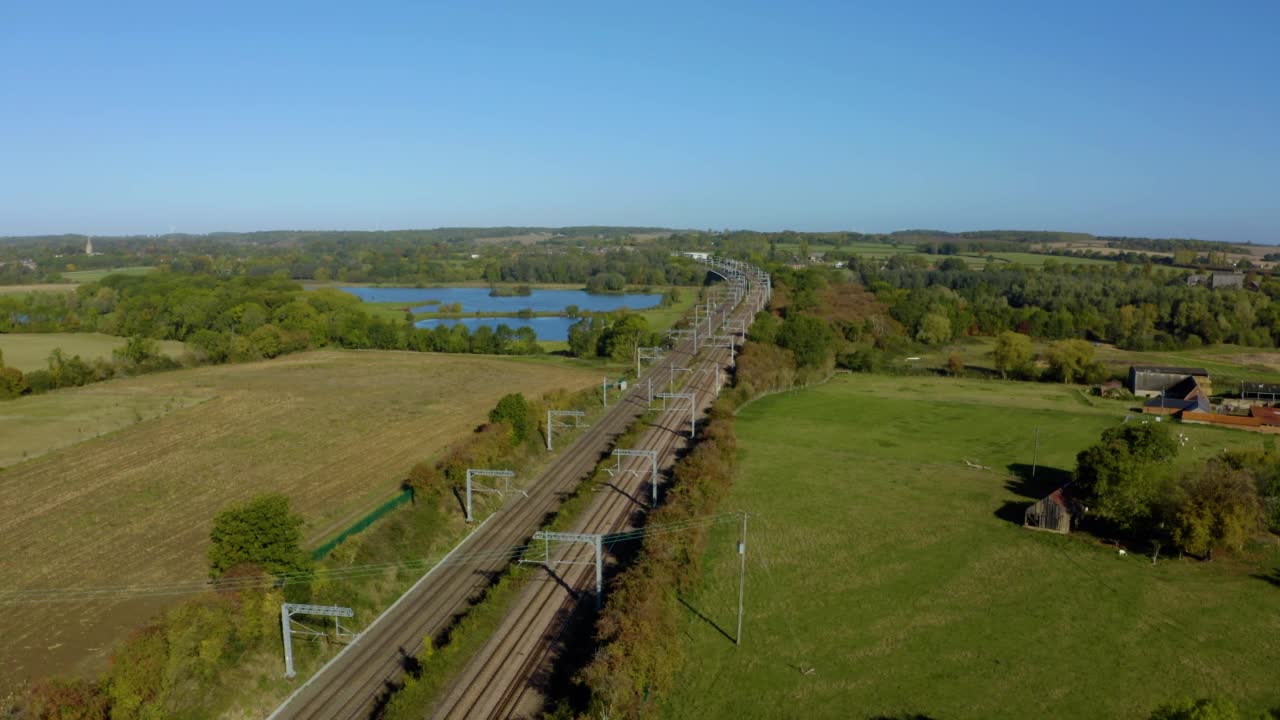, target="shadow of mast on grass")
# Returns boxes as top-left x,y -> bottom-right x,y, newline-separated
677,595 -> 735,644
